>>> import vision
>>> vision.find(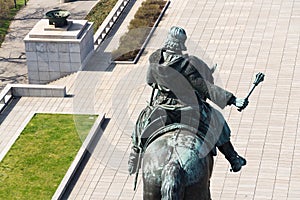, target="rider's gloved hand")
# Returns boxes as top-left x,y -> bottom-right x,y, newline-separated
234,98 -> 249,109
